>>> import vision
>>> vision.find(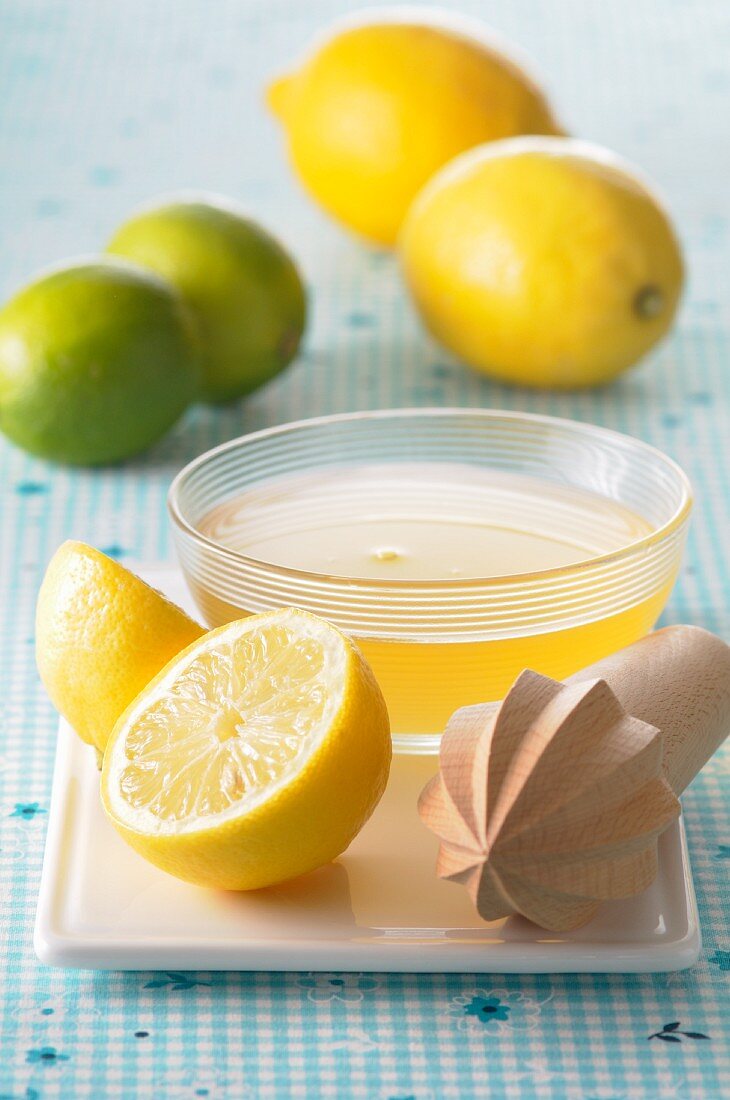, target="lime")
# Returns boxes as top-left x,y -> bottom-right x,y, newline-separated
0,259 -> 200,465
107,198 -> 307,403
